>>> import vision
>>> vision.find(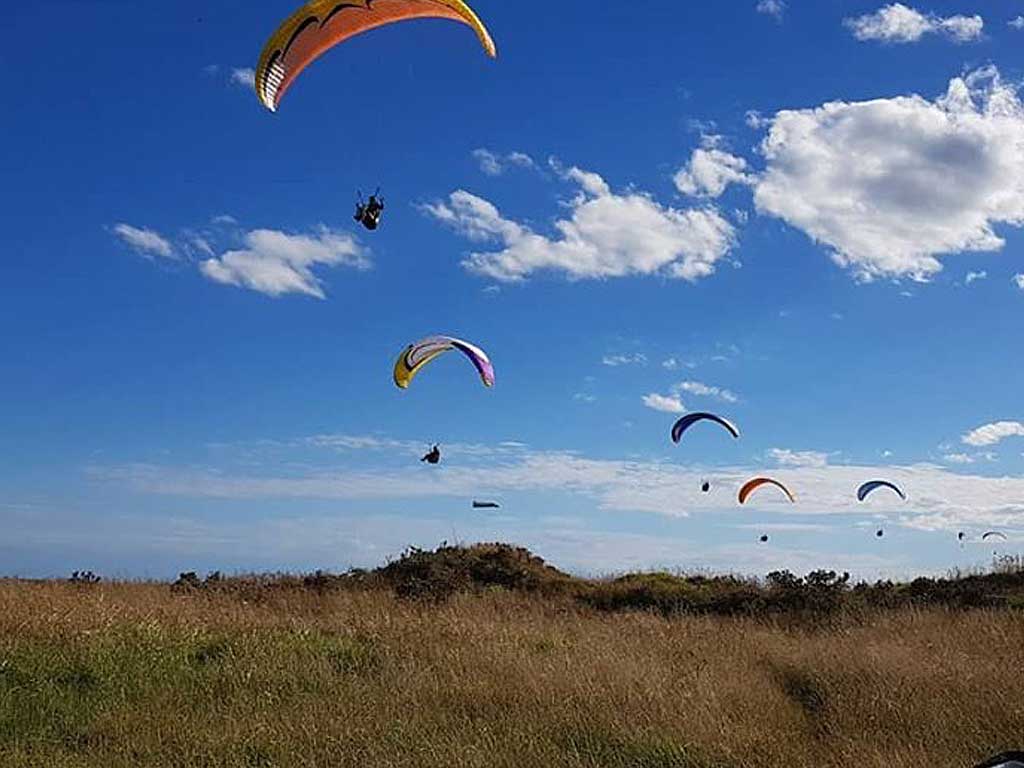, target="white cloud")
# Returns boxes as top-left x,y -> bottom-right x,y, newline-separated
92,434 -> 1024,534
745,110 -> 769,130
642,393 -> 686,414
962,421 -> 1024,447
662,357 -> 696,371
965,270 -> 987,285
573,393 -> 597,404
676,380 -> 738,403
769,448 -> 829,468
944,453 -> 975,465
200,228 -> 369,299
472,149 -> 536,176
112,224 -> 175,259
1014,274 -> 1024,290
844,4 -> 984,43
754,68 -> 1024,281
756,0 -> 786,20
230,67 -> 255,88
1011,16 -> 1024,30
602,353 -> 648,367
675,137 -> 754,198
424,165 -> 736,282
